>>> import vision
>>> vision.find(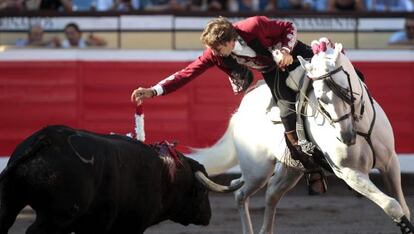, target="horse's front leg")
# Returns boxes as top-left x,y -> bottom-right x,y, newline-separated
334,166 -> 413,233
379,151 -> 411,220
259,163 -> 303,234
